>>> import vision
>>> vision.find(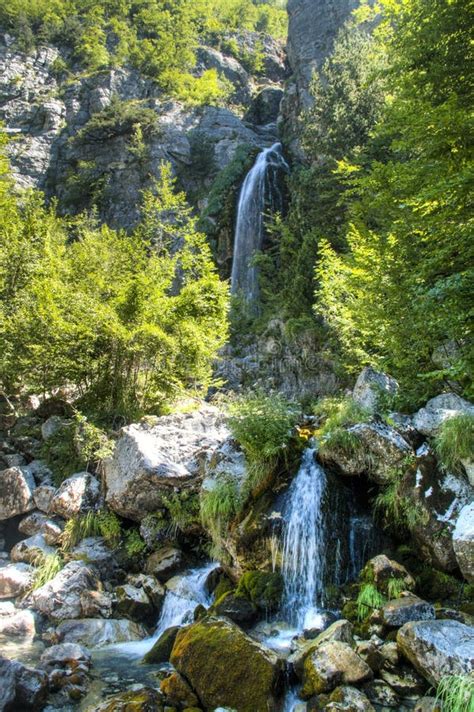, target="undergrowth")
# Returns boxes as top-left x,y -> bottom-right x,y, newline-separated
436,674 -> 474,712
162,491 -> 200,536
314,396 -> 370,456
356,583 -> 386,621
61,509 -> 122,551
374,480 -> 429,534
435,414 -> 474,473
200,476 -> 241,548
31,552 -> 64,590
